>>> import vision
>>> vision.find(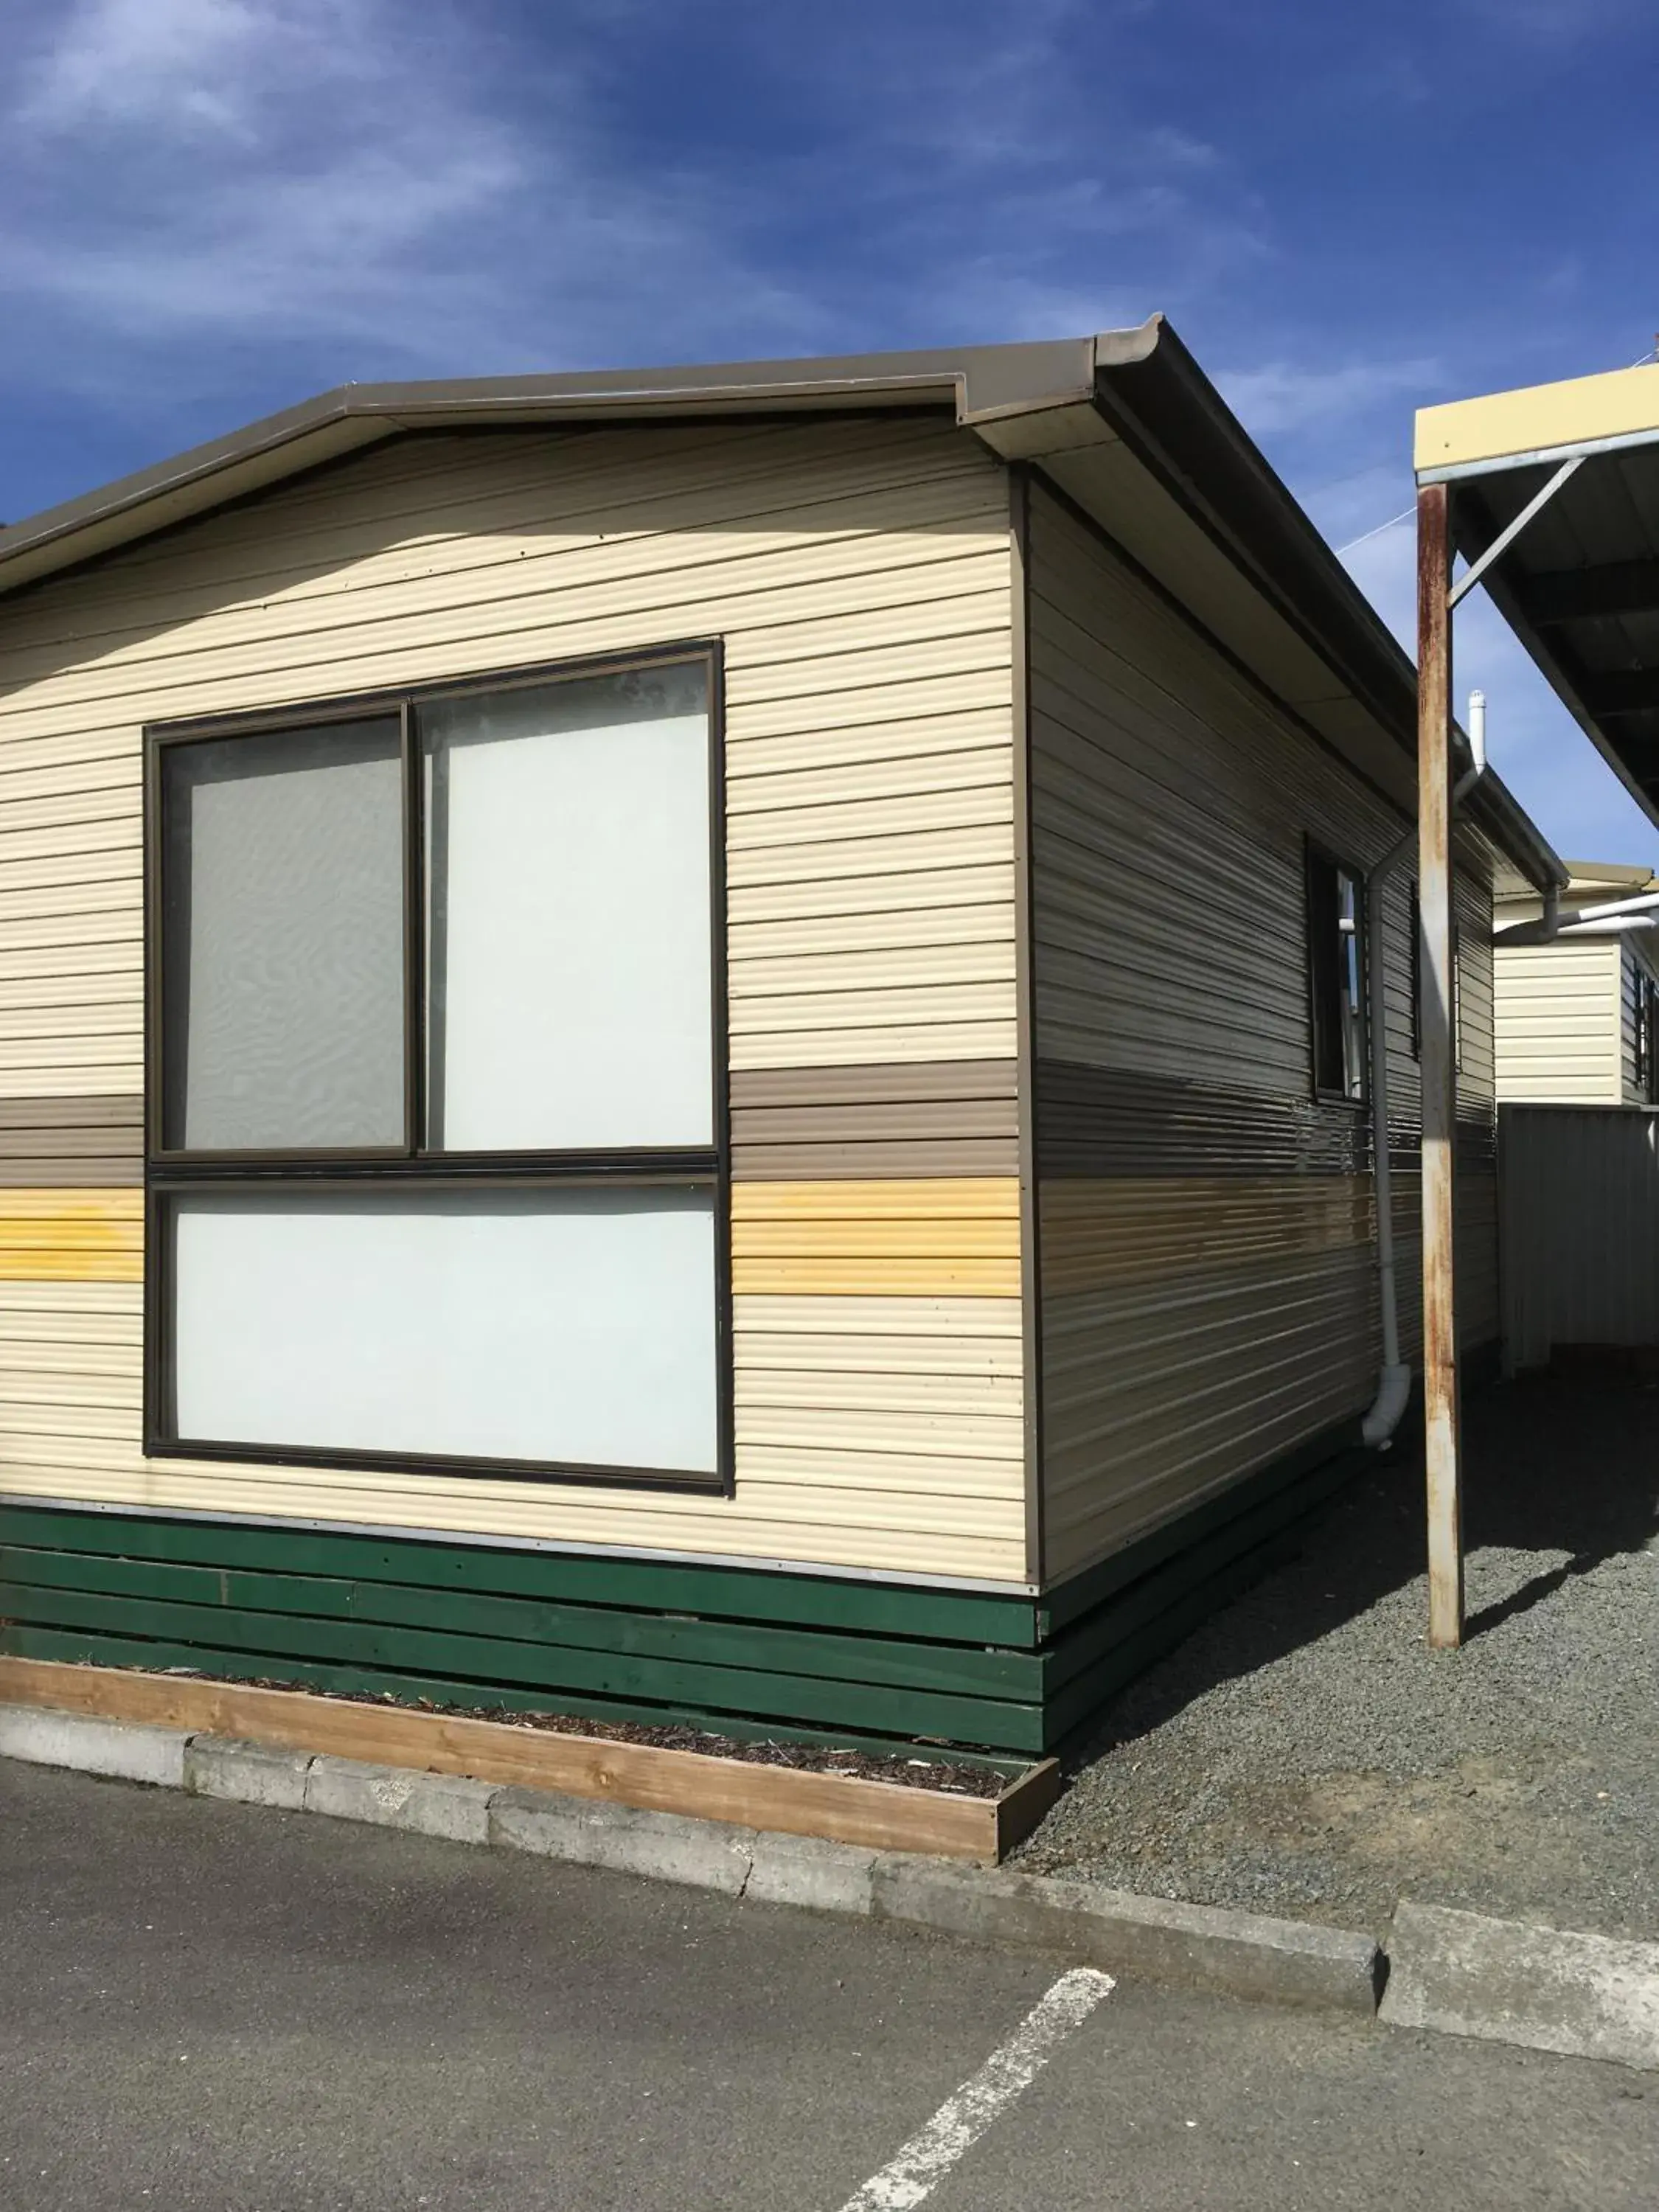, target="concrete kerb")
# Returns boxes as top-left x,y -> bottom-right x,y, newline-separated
0,1705 -> 1383,2015
870,1858 -> 1384,2014
0,1703 -> 189,1788
1382,1901 -> 1659,2072
186,1734 -> 312,1811
12,1703 -> 1659,2062
490,1787 -> 758,1896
